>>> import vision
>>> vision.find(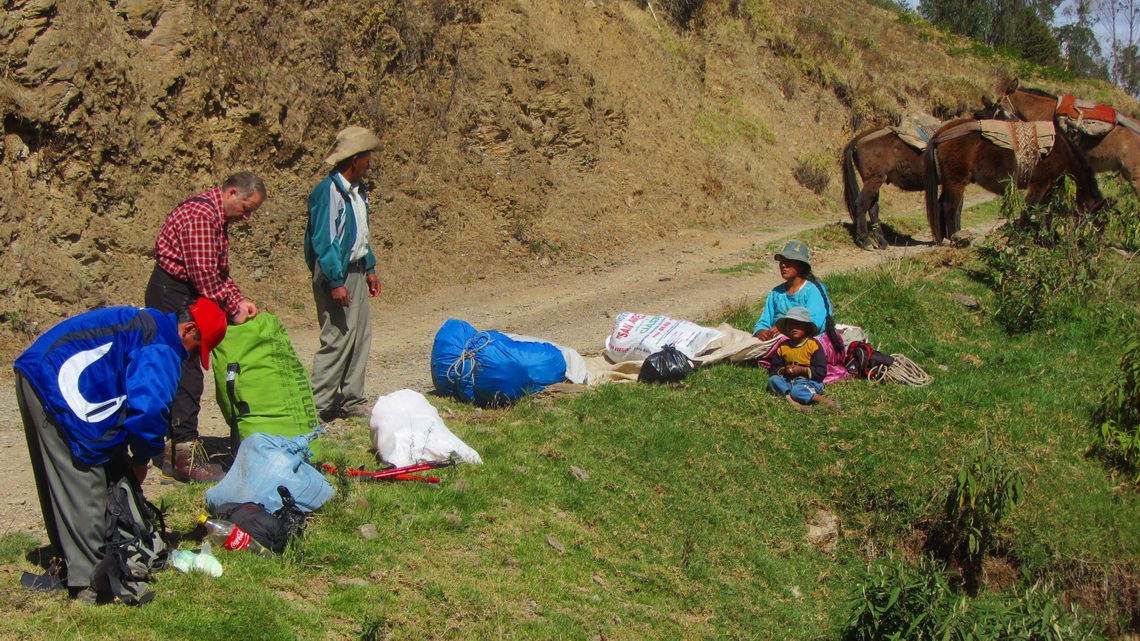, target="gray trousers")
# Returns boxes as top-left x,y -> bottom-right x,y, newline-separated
311,262 -> 373,414
16,373 -> 115,589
